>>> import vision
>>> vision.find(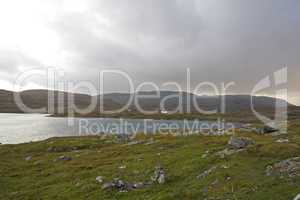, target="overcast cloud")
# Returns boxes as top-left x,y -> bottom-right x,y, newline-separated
0,0 -> 299,104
